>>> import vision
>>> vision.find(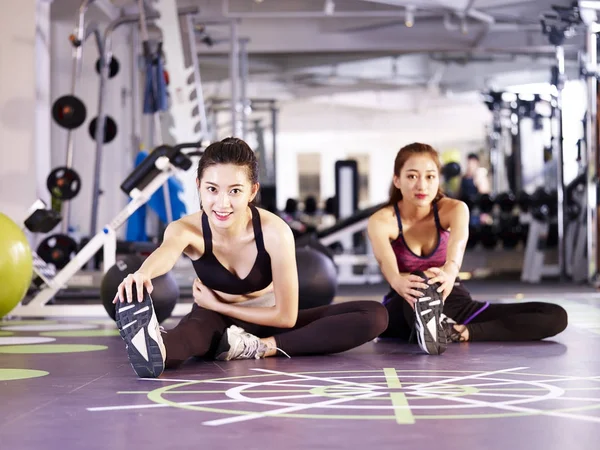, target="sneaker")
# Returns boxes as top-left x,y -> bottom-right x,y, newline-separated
413,271 -> 447,355
115,290 -> 166,378
215,325 -> 268,361
441,314 -> 465,343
